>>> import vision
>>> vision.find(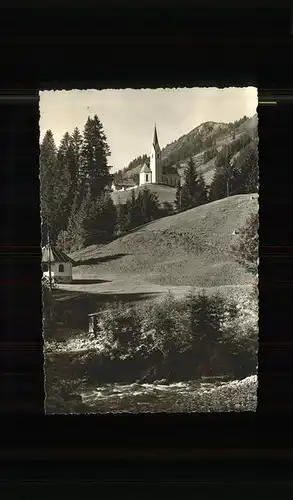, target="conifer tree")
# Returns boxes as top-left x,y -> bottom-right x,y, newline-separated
174,181 -> 182,213
40,130 -> 71,243
125,189 -> 141,230
93,192 -> 117,243
80,115 -> 112,200
65,188 -> 92,251
57,132 -> 77,229
209,148 -> 235,202
136,187 -> 161,224
180,157 -> 208,211
70,127 -> 84,203
233,140 -> 258,194
117,202 -> 129,234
